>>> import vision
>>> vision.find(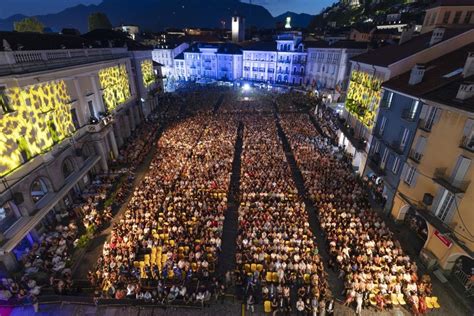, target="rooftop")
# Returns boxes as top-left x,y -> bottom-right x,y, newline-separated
428,0 -> 474,8
304,40 -> 369,49
424,75 -> 474,113
350,28 -> 473,67
383,42 -> 474,97
241,41 -> 277,51
0,31 -> 94,51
